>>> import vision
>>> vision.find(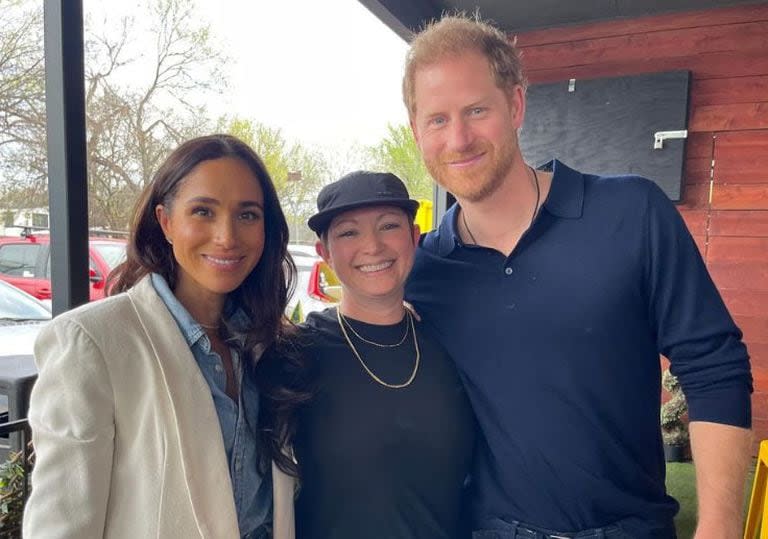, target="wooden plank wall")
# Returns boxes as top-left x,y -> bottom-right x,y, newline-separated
516,3 -> 768,444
